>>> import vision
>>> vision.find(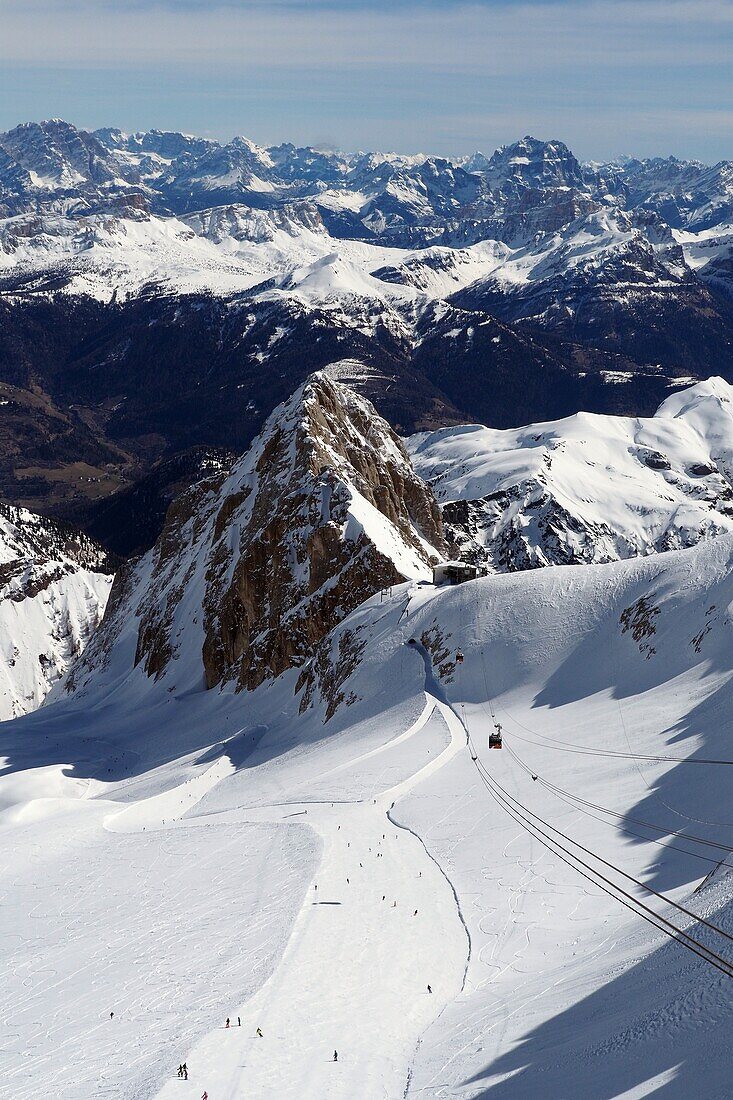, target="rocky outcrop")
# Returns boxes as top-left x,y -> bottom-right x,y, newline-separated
76,373 -> 446,698
0,503 -> 113,718
198,373 -> 446,690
